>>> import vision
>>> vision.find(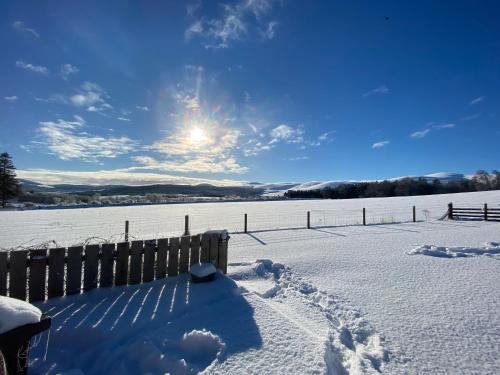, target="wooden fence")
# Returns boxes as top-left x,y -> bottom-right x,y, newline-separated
447,203 -> 500,222
0,232 -> 228,303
